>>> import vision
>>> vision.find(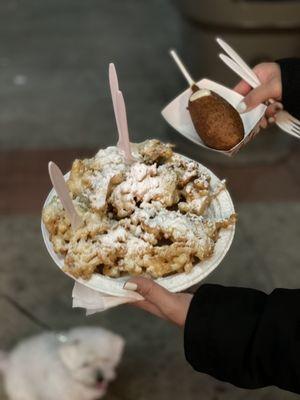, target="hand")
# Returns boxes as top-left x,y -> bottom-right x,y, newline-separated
234,62 -> 283,129
124,278 -> 193,327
